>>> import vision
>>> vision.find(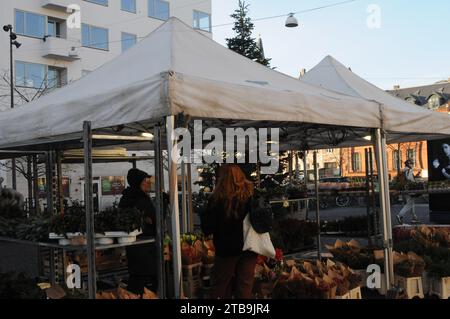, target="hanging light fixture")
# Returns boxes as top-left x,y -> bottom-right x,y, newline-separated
285,13 -> 299,28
